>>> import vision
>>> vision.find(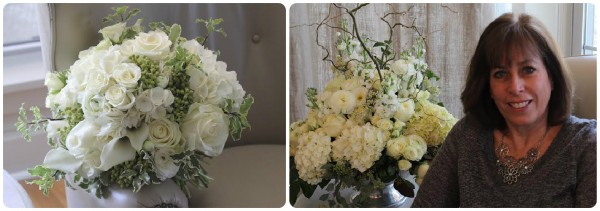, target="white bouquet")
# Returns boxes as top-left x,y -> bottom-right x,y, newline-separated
16,6 -> 253,200
289,5 -> 456,207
